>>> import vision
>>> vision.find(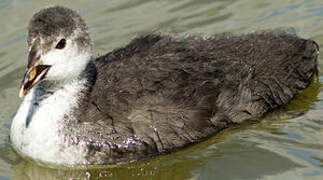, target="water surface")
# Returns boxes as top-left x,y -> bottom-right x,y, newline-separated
0,0 -> 322,179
